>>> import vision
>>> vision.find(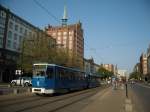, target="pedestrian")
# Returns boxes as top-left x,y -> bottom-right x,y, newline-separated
112,77 -> 116,90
